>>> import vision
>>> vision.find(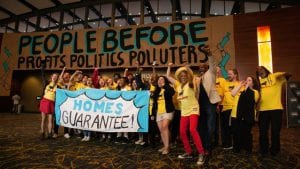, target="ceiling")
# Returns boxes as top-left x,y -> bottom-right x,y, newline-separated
0,0 -> 298,33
